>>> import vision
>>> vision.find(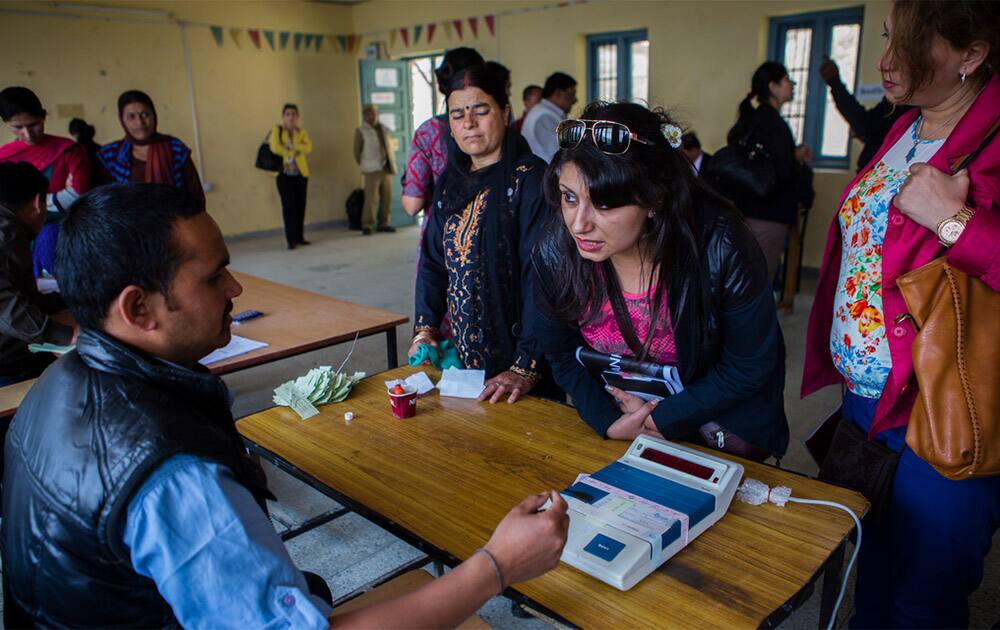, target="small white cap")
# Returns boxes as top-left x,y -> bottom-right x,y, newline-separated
344,412 -> 354,423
